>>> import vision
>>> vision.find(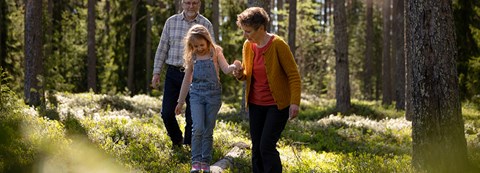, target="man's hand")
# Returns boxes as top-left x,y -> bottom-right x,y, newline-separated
151,74 -> 160,89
